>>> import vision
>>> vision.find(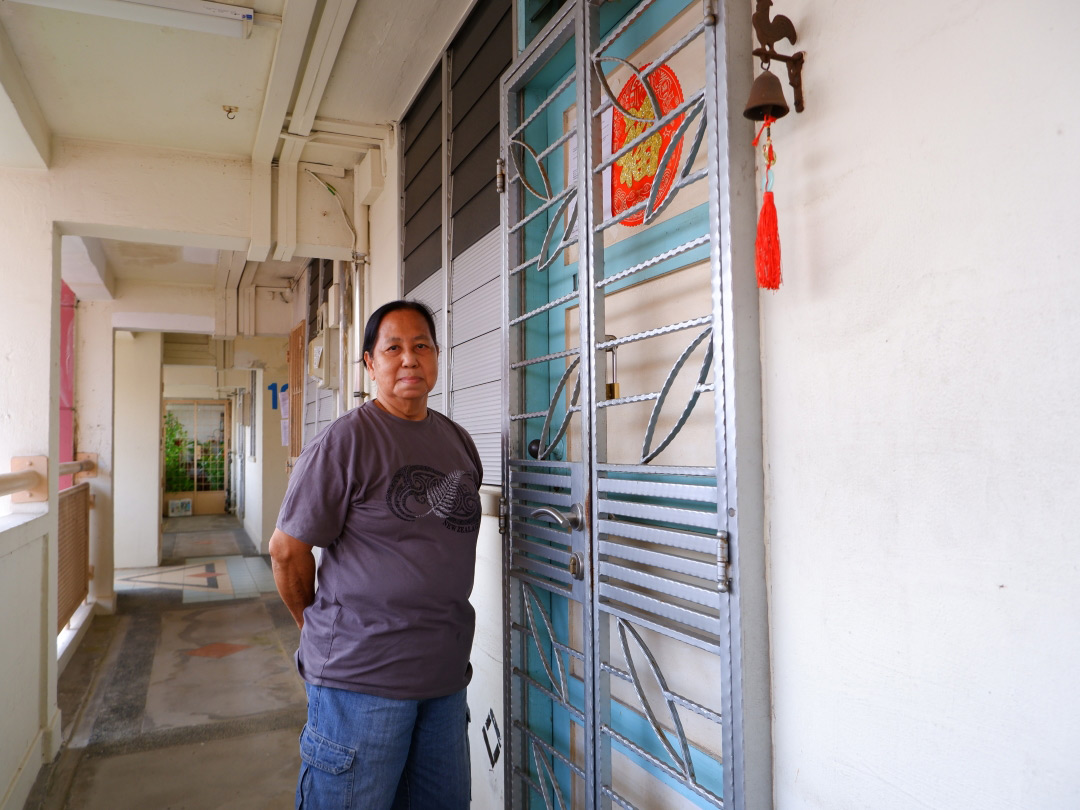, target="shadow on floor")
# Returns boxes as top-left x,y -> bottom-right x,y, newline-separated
25,516 -> 305,810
